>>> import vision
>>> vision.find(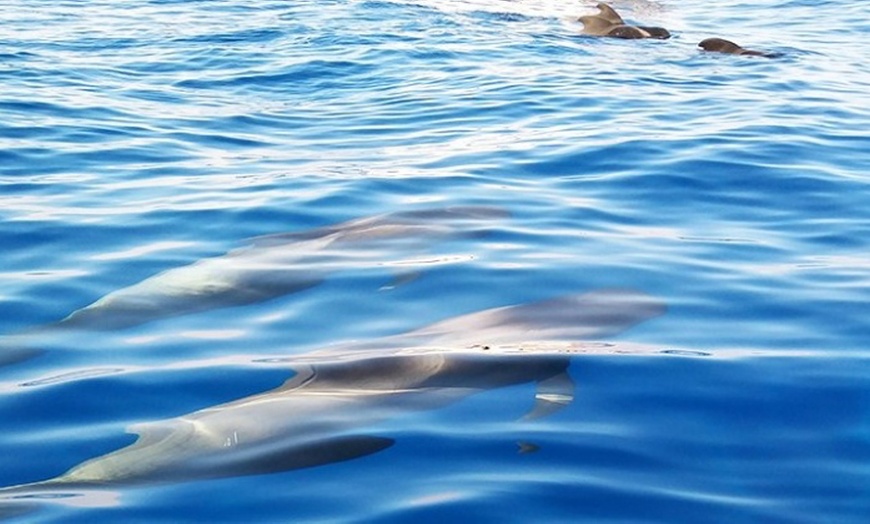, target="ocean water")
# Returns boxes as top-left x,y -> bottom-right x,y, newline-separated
1,0 -> 868,522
